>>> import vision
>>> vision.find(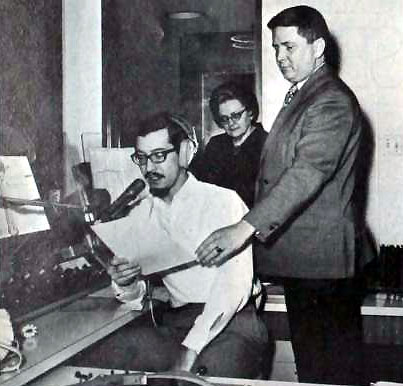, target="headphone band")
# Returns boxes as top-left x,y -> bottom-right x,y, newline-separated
169,114 -> 199,153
